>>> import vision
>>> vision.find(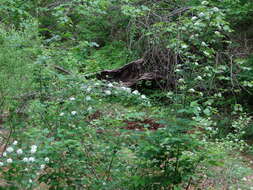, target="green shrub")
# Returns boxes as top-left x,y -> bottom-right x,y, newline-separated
0,20 -> 40,113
